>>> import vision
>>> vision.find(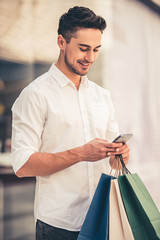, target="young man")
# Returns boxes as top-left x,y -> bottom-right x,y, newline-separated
11,6 -> 130,240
